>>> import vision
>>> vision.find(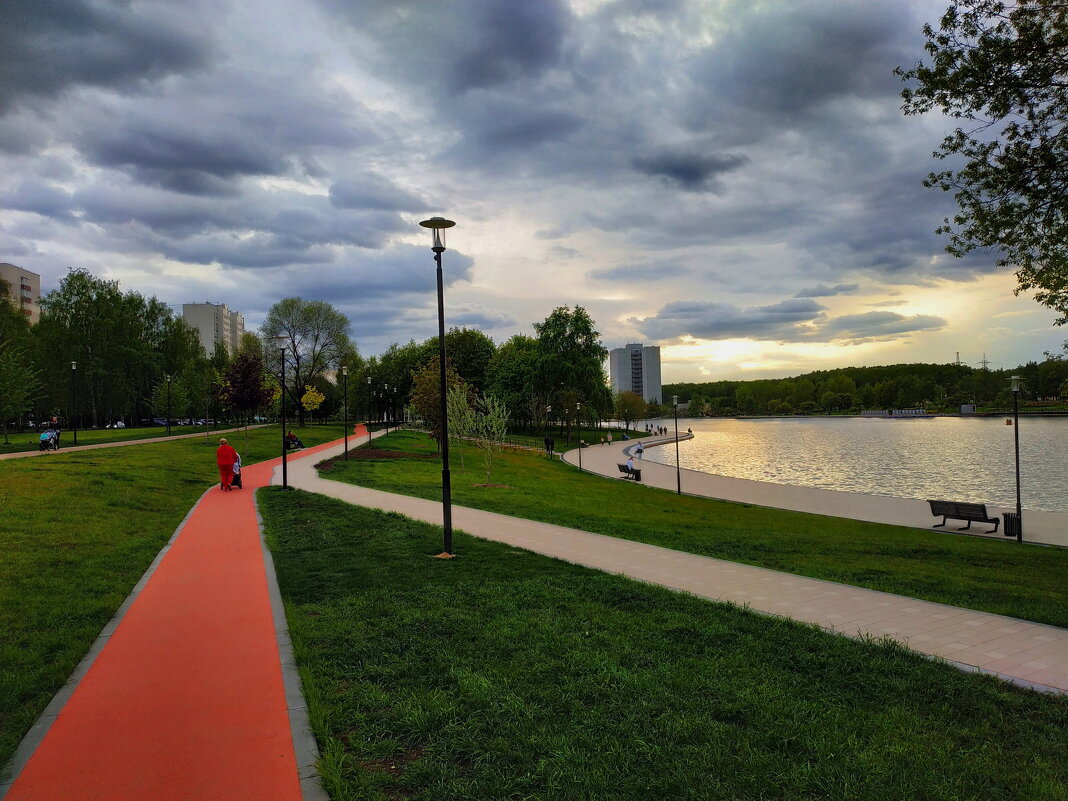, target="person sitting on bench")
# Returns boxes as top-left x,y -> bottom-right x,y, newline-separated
285,430 -> 305,450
